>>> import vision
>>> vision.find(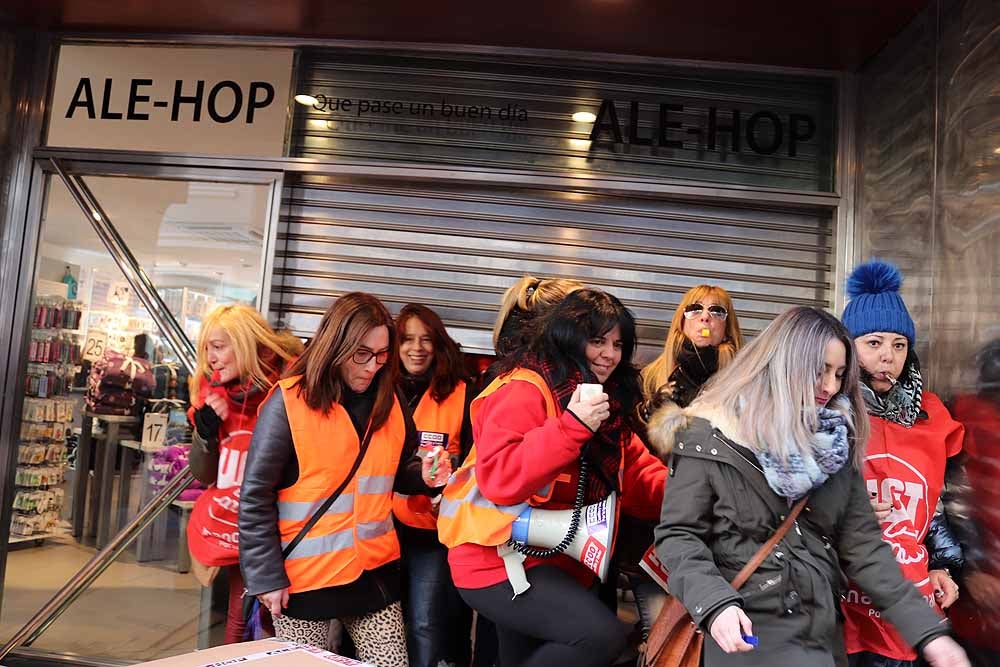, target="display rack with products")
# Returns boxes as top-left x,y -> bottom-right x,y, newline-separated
11,294 -> 81,544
